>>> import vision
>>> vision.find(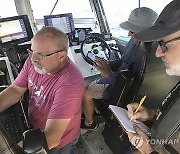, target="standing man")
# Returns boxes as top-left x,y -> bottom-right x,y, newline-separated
0,27 -> 85,153
81,7 -> 158,130
127,0 -> 180,153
